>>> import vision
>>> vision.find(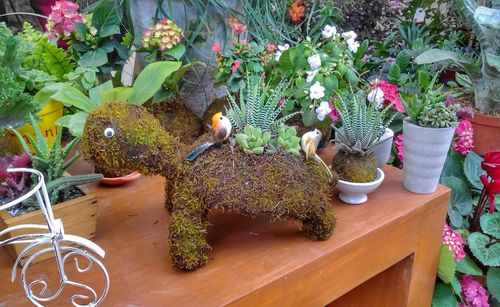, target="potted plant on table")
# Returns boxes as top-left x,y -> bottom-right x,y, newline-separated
331,91 -> 394,204
0,115 -> 102,264
415,0 -> 500,154
401,88 -> 460,194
